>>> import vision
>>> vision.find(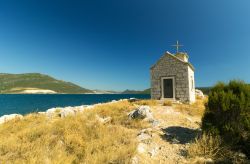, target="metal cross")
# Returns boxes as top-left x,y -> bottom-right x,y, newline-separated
171,40 -> 183,53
